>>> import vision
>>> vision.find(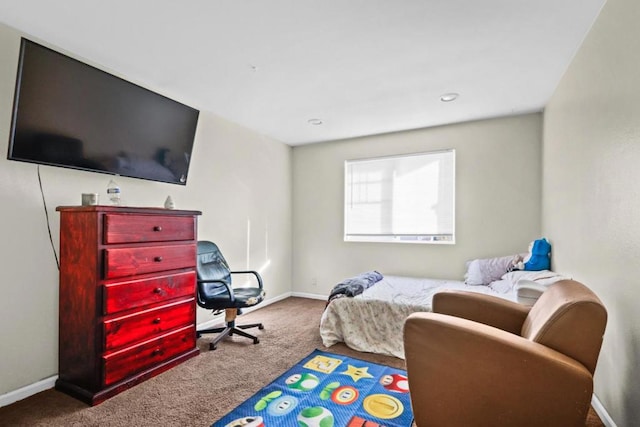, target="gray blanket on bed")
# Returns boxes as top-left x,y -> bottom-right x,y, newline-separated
327,271 -> 384,303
